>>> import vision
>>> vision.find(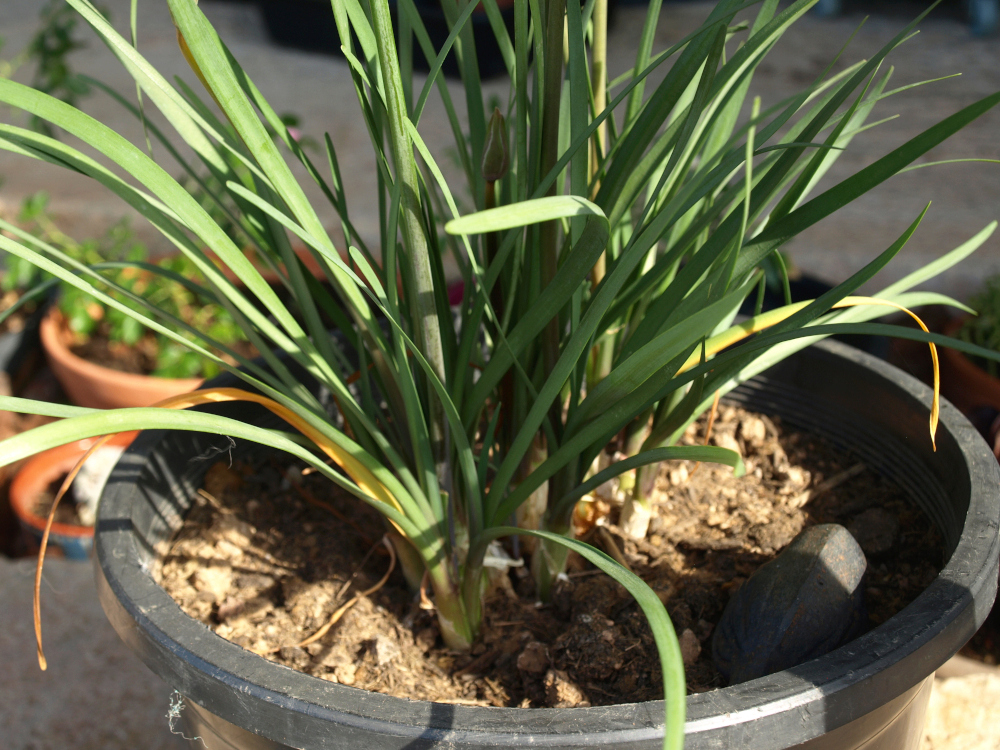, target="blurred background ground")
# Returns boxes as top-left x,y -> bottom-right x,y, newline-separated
0,0 -> 998,298
0,1 -> 998,748
0,556 -> 185,749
